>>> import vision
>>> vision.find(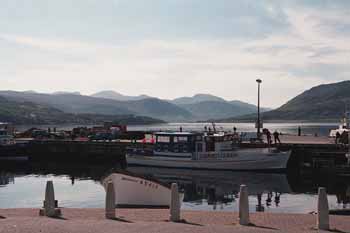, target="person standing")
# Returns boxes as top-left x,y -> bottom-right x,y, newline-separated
262,128 -> 272,146
273,130 -> 281,144
335,131 -> 341,144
